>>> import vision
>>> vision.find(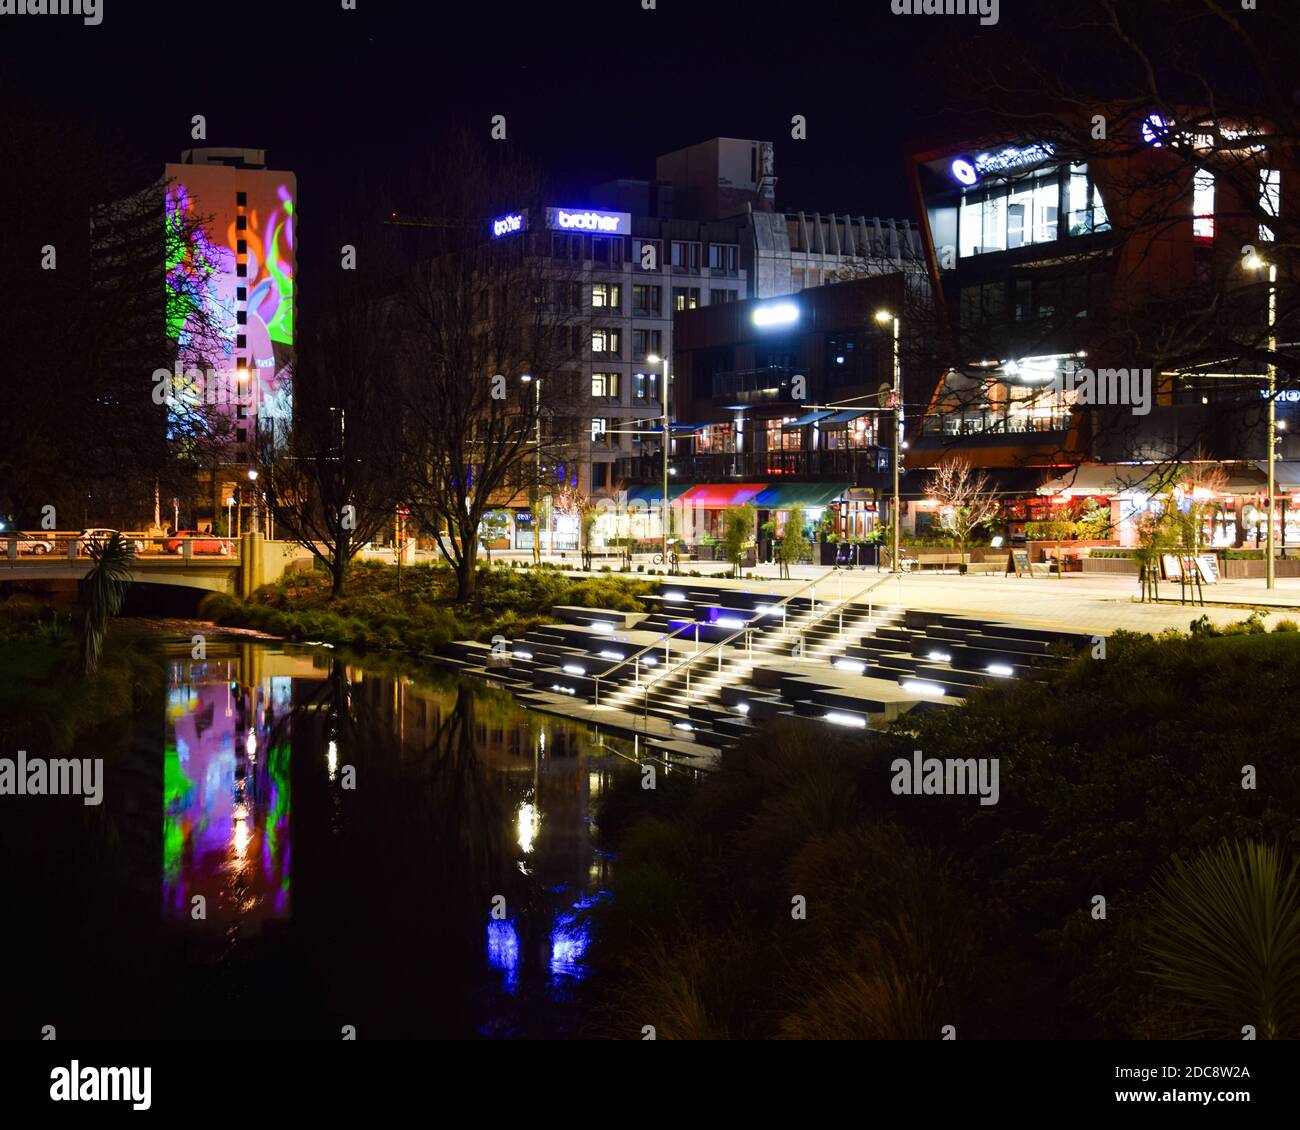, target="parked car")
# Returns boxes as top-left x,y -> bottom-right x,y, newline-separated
10,533 -> 54,554
80,528 -> 147,554
163,530 -> 234,556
